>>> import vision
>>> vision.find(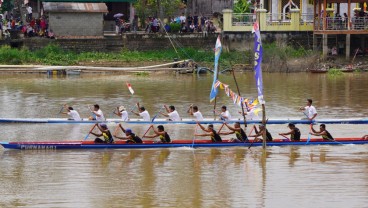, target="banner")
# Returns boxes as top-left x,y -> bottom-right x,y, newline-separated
252,22 -> 265,104
209,35 -> 222,102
